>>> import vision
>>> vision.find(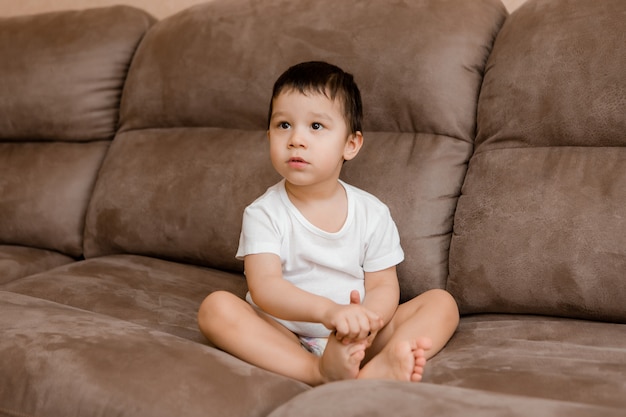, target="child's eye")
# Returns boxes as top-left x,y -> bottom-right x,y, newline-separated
311,122 -> 323,130
278,122 -> 291,130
